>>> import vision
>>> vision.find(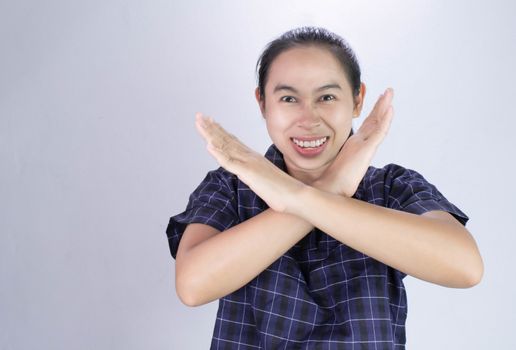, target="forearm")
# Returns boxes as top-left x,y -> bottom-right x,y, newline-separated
292,185 -> 483,288
178,209 -> 313,306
